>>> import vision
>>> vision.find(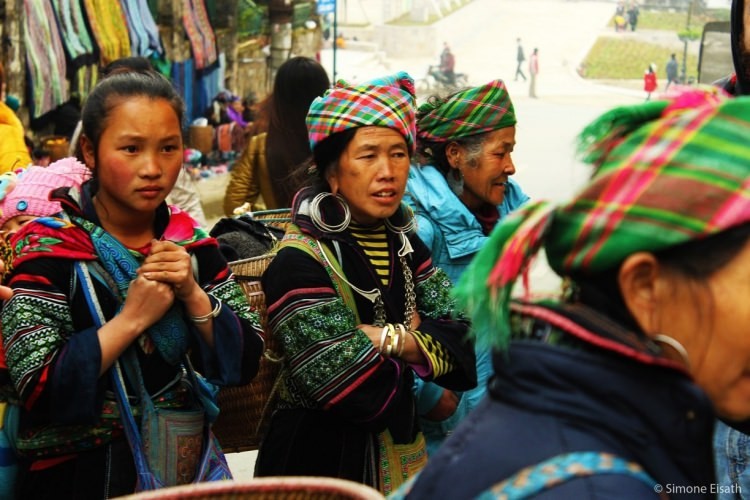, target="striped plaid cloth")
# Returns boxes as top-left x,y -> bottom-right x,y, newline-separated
306,72 -> 417,152
453,88 -> 750,348
416,79 -> 516,142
